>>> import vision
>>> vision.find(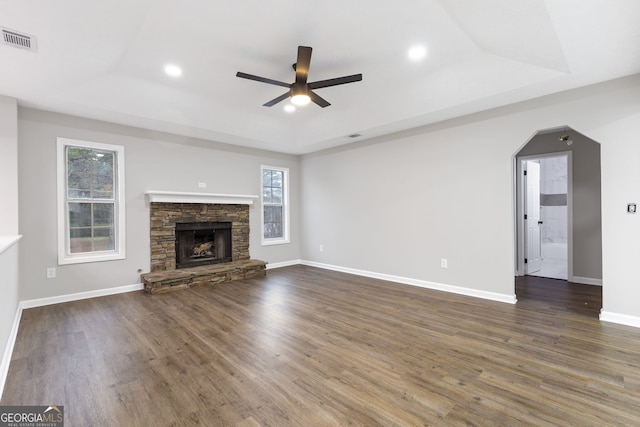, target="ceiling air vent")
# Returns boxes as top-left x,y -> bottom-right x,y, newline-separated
1,27 -> 36,51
